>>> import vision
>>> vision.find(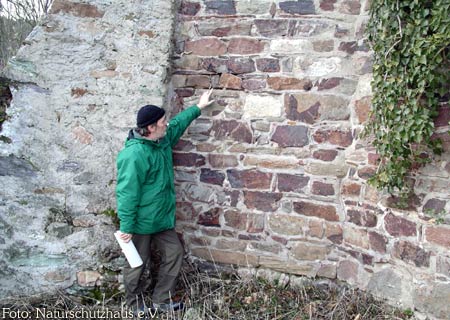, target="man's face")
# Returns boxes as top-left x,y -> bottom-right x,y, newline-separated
150,115 -> 168,139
